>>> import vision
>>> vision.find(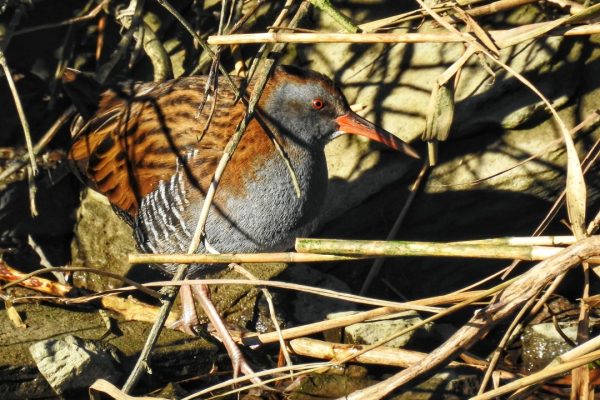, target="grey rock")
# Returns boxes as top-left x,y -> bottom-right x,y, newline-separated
327,310 -> 433,348
521,323 -> 578,373
70,189 -> 137,292
29,335 -> 122,395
